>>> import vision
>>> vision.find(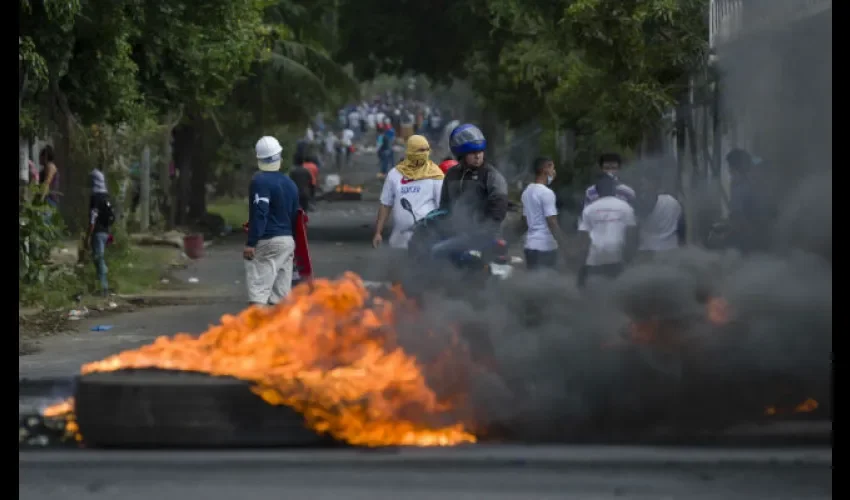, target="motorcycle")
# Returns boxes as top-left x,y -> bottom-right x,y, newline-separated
399,197 -> 515,282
